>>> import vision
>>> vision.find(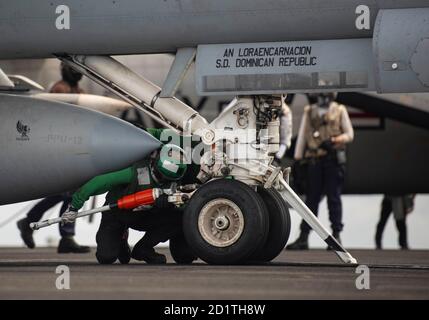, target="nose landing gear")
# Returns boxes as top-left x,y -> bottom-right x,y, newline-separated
183,179 -> 269,265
